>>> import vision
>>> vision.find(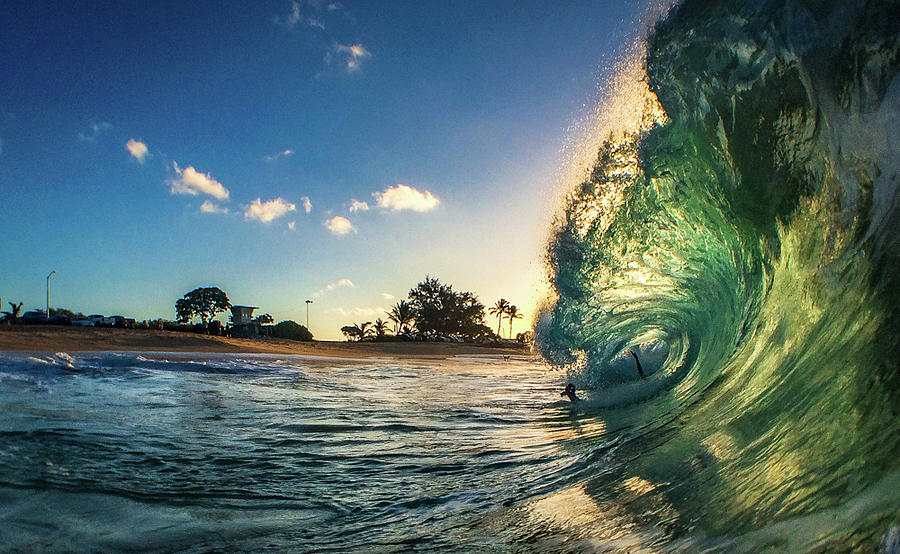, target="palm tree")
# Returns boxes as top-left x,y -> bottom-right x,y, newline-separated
356,321 -> 375,341
373,318 -> 390,339
507,305 -> 523,339
2,301 -> 23,324
489,298 -> 510,338
388,300 -> 415,333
